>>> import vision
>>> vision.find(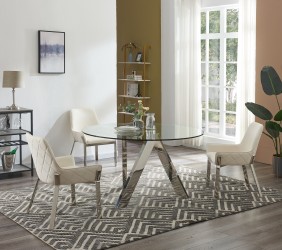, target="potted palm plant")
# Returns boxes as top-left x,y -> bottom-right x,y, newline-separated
245,66 -> 282,177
